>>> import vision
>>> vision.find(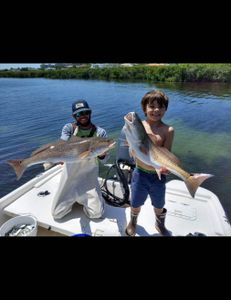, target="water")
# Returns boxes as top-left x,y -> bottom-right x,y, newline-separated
0,78 -> 231,221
